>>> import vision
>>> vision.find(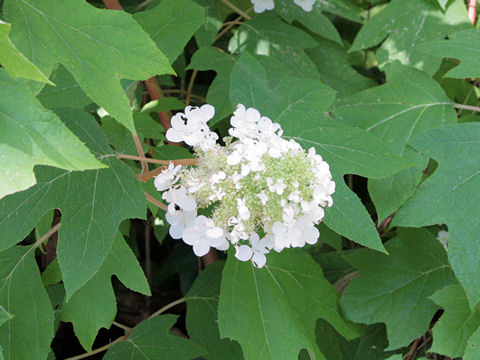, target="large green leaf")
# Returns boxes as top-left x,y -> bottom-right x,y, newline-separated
103,315 -> 207,360
394,123 -> 480,306
228,14 -> 319,79
0,69 -> 104,200
0,246 -> 54,360
417,29 -> 480,78
350,0 -> 470,75
0,20 -> 51,84
340,228 -> 456,350
218,249 -> 361,360
429,284 -> 480,358
0,109 -> 146,300
273,2 -> 342,44
230,53 -> 413,252
185,261 -> 244,360
37,65 -> 92,110
188,47 -> 236,124
4,0 -> 174,132
315,321 -> 392,360
61,233 -> 150,351
464,326 -> 480,360
314,0 -> 362,22
306,38 -> 376,98
333,63 -> 457,221
134,0 -> 205,63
